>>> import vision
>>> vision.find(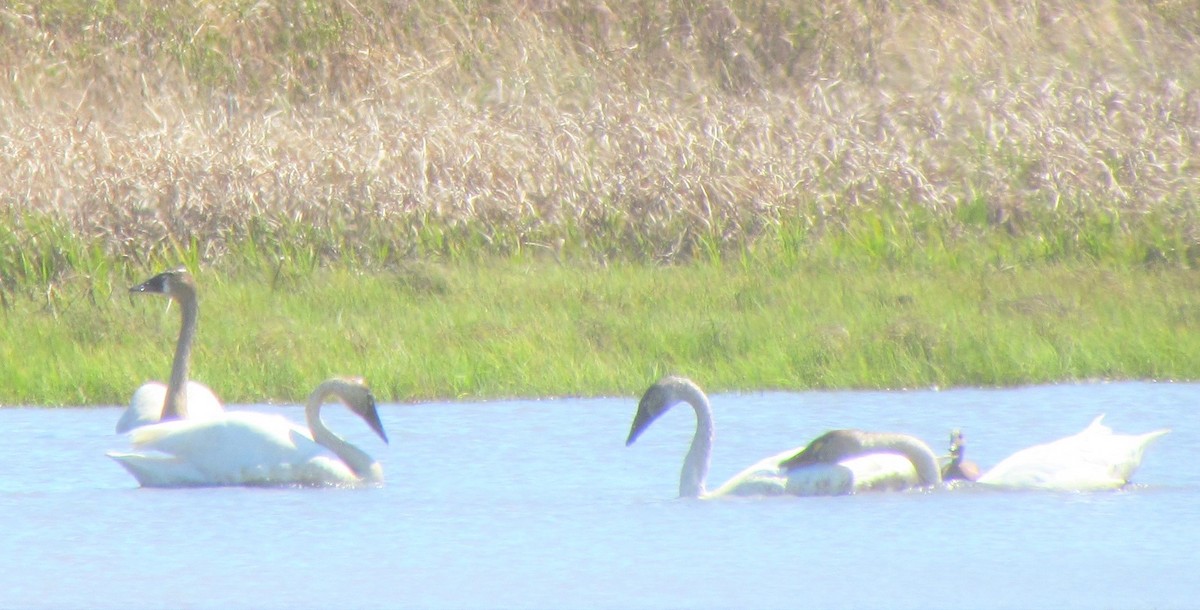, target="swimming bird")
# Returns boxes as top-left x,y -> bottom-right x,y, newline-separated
776,428 -> 944,495
116,268 -> 224,433
108,377 -> 389,488
626,376 -> 943,498
969,415 -> 1169,491
940,429 -> 982,482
